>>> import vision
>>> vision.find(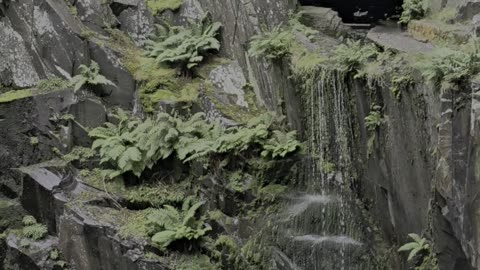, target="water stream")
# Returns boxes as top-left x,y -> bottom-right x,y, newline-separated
274,70 -> 379,269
